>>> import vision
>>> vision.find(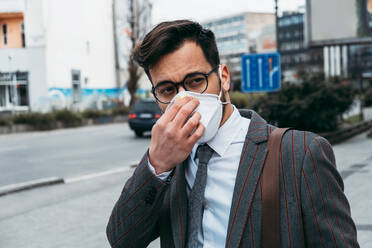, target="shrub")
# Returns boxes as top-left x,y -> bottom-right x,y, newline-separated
81,109 -> 110,119
0,117 -> 11,126
13,112 -> 56,130
344,114 -> 363,125
364,87 -> 372,107
54,109 -> 83,127
229,92 -> 265,109
111,105 -> 130,116
252,75 -> 356,133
